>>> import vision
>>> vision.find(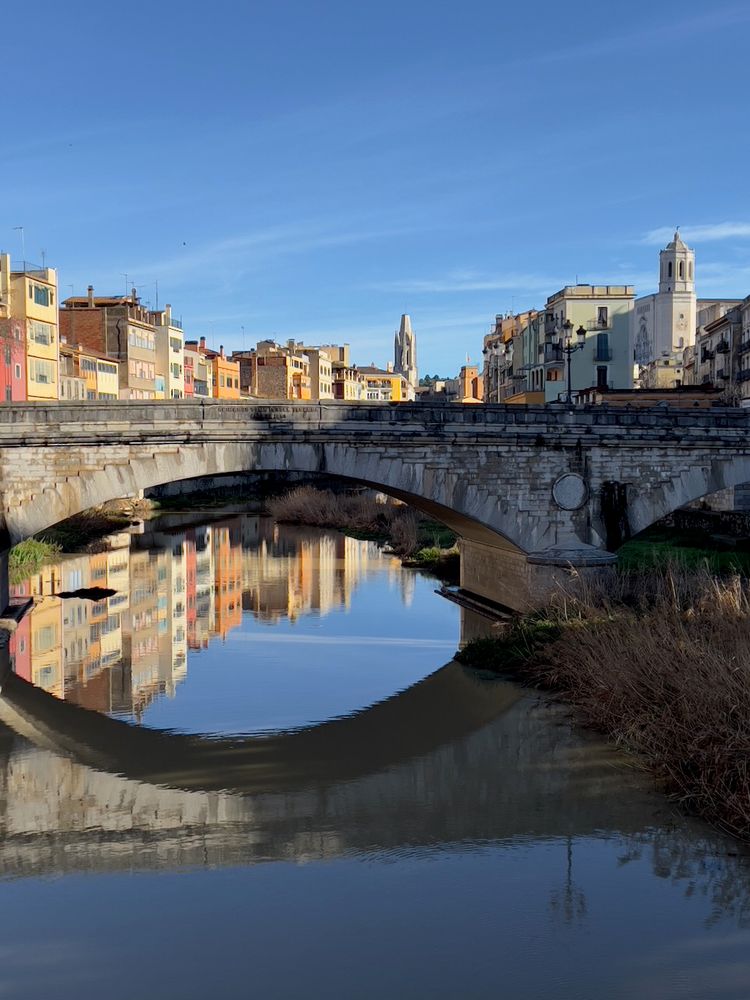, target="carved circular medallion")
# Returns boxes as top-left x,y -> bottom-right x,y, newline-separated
552,473 -> 588,511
